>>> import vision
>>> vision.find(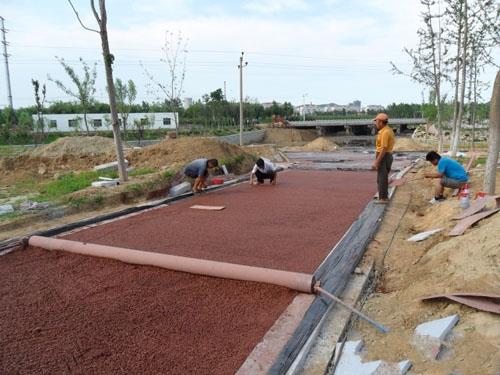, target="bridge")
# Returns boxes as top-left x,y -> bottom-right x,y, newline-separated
288,118 -> 427,136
